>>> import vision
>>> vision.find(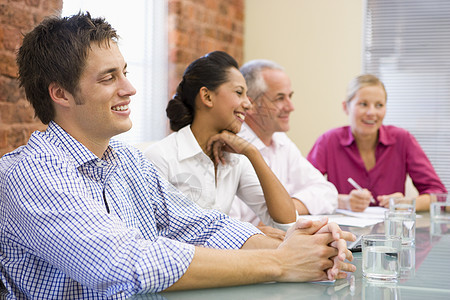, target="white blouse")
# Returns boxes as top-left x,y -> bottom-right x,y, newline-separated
229,124 -> 338,225
144,125 -> 285,228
